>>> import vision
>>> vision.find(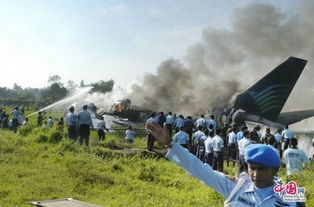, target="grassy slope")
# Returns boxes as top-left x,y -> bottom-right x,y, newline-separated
0,127 -> 313,207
